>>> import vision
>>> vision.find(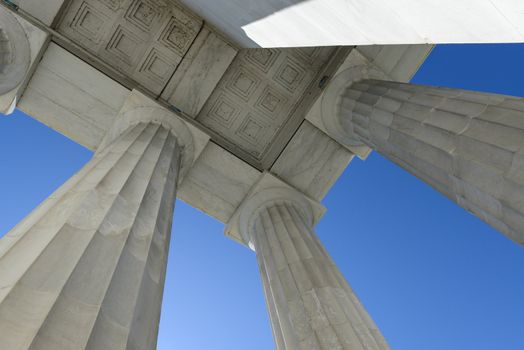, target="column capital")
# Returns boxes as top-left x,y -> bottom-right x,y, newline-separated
226,172 -> 325,249
0,6 -> 48,114
0,7 -> 30,96
320,65 -> 386,158
99,89 -> 210,182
